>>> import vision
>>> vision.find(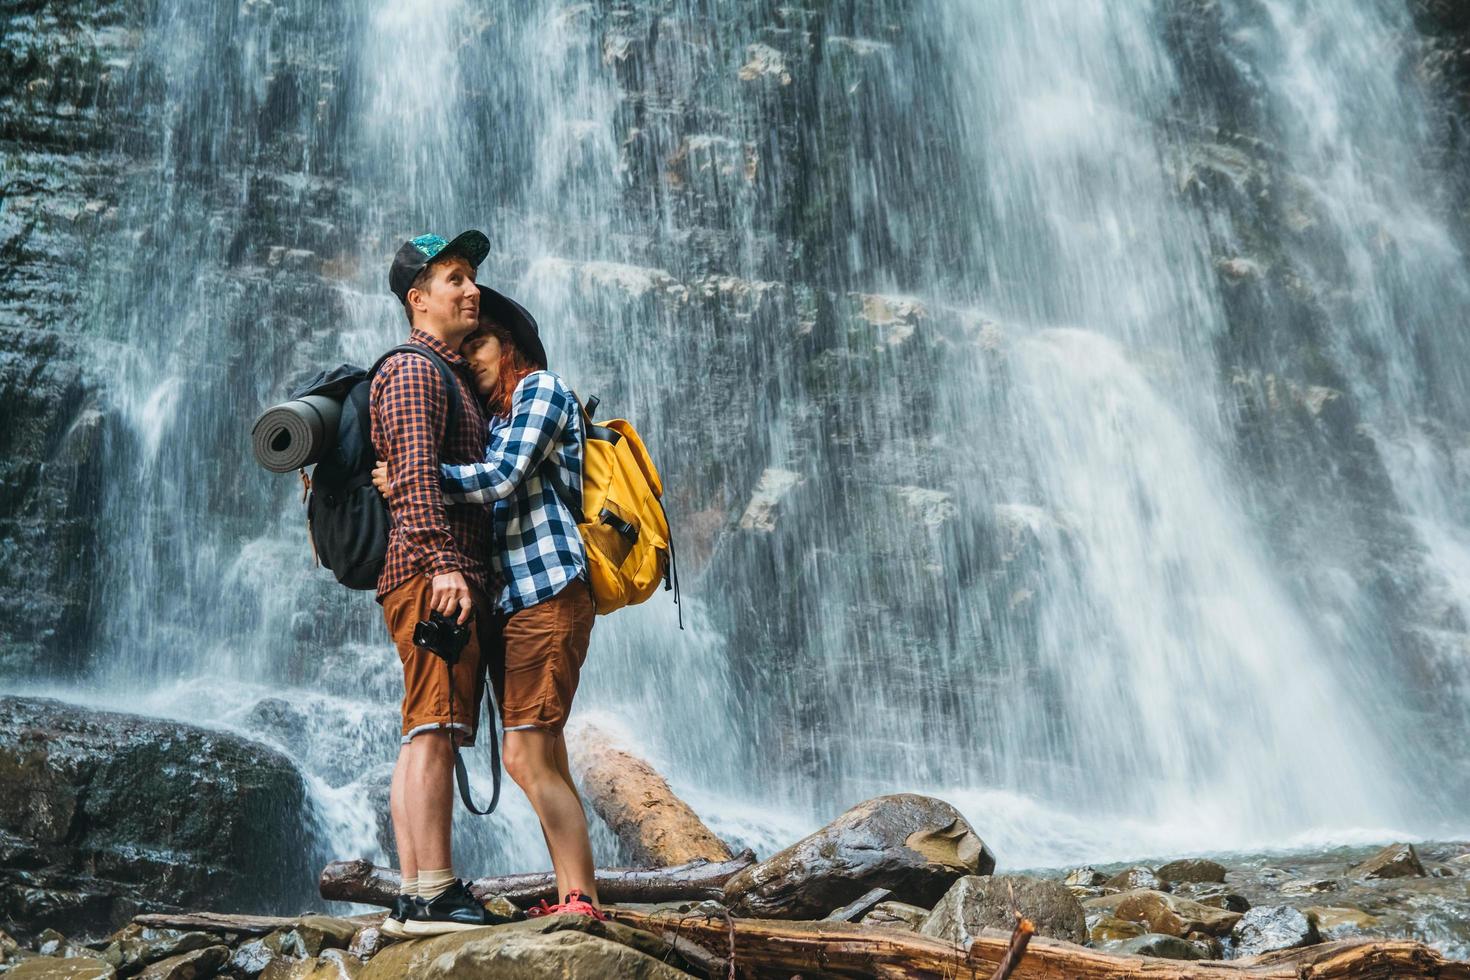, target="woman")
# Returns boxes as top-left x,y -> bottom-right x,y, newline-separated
375,291 -> 603,918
